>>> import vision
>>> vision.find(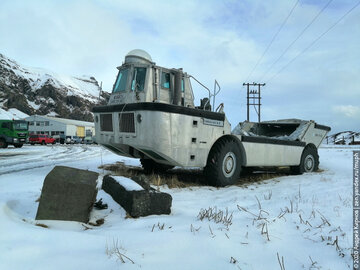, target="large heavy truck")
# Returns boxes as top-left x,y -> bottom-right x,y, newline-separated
93,50 -> 330,186
0,119 -> 29,148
